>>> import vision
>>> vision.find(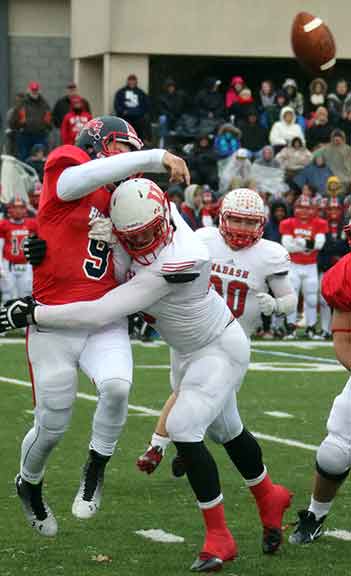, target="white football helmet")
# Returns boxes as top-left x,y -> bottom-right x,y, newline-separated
219,188 -> 265,249
110,178 -> 171,264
